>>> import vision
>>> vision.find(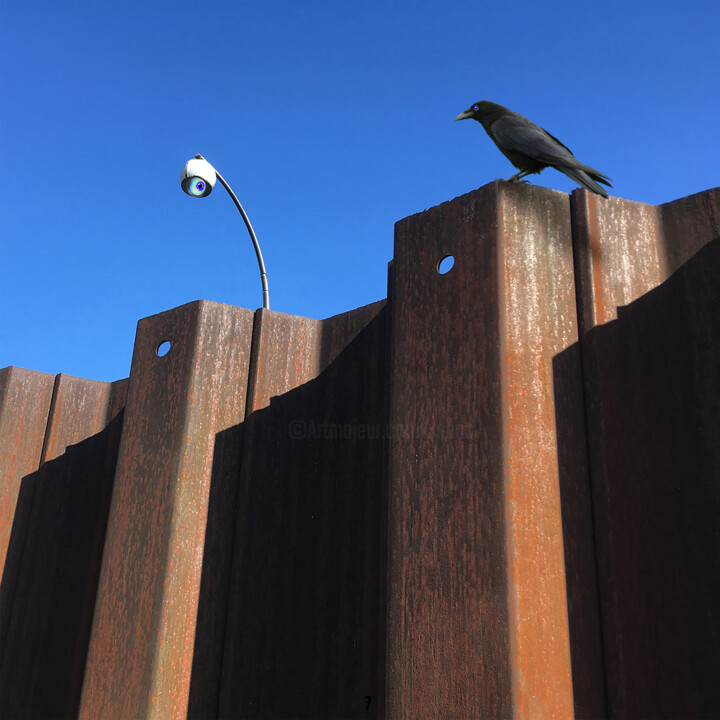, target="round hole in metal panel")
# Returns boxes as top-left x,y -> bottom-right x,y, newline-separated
437,255 -> 455,274
156,340 -> 171,357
